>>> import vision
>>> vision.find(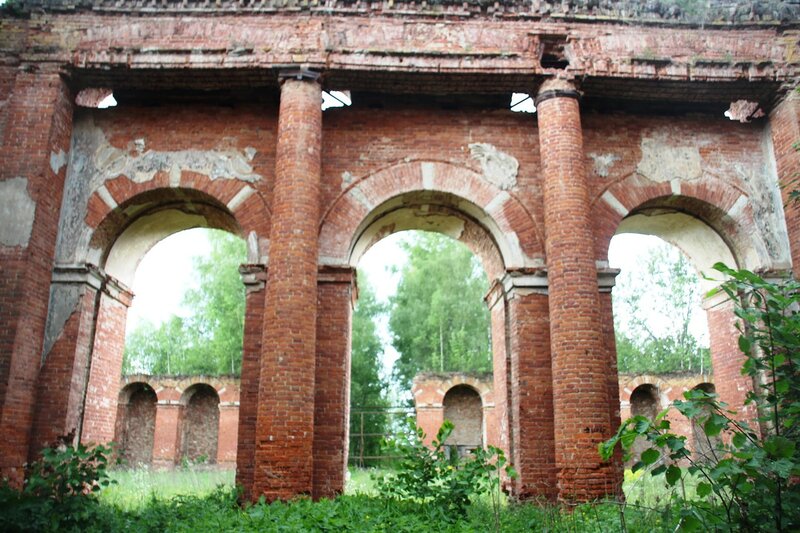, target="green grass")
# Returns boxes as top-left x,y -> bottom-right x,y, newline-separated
100,468 -> 235,510
88,467 -> 683,531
